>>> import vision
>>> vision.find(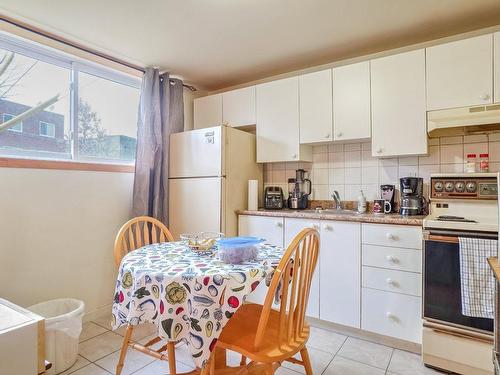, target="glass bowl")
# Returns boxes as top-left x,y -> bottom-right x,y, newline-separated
180,232 -> 224,252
